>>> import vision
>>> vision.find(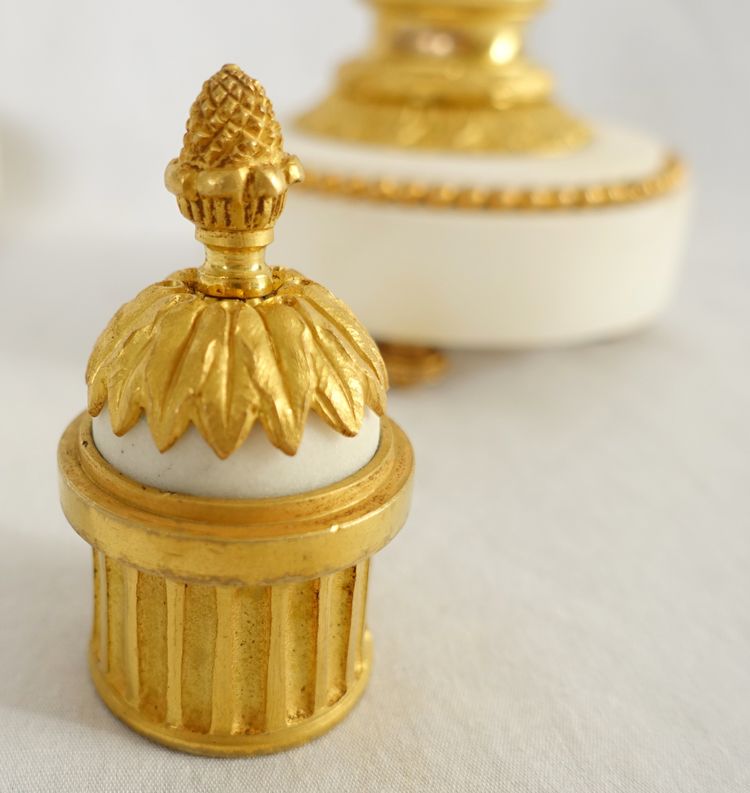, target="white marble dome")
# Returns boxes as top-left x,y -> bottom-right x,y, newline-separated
93,407 -> 381,499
